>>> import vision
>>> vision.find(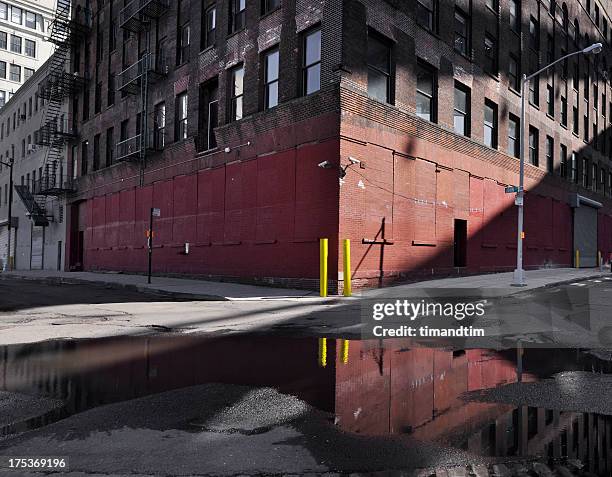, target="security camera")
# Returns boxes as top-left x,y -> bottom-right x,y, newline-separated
318,160 -> 333,169
348,157 -> 360,165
